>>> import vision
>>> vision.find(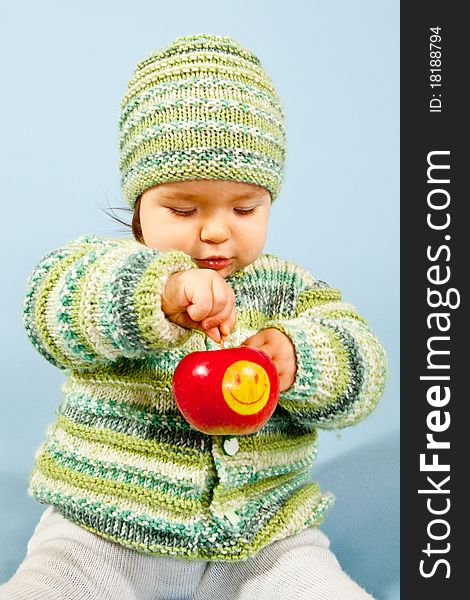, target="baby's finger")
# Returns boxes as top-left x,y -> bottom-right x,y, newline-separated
204,326 -> 222,343
220,306 -> 237,336
201,284 -> 234,330
173,311 -> 203,331
241,331 -> 267,348
209,276 -> 232,316
201,299 -> 233,331
186,286 -> 213,321
278,372 -> 288,393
